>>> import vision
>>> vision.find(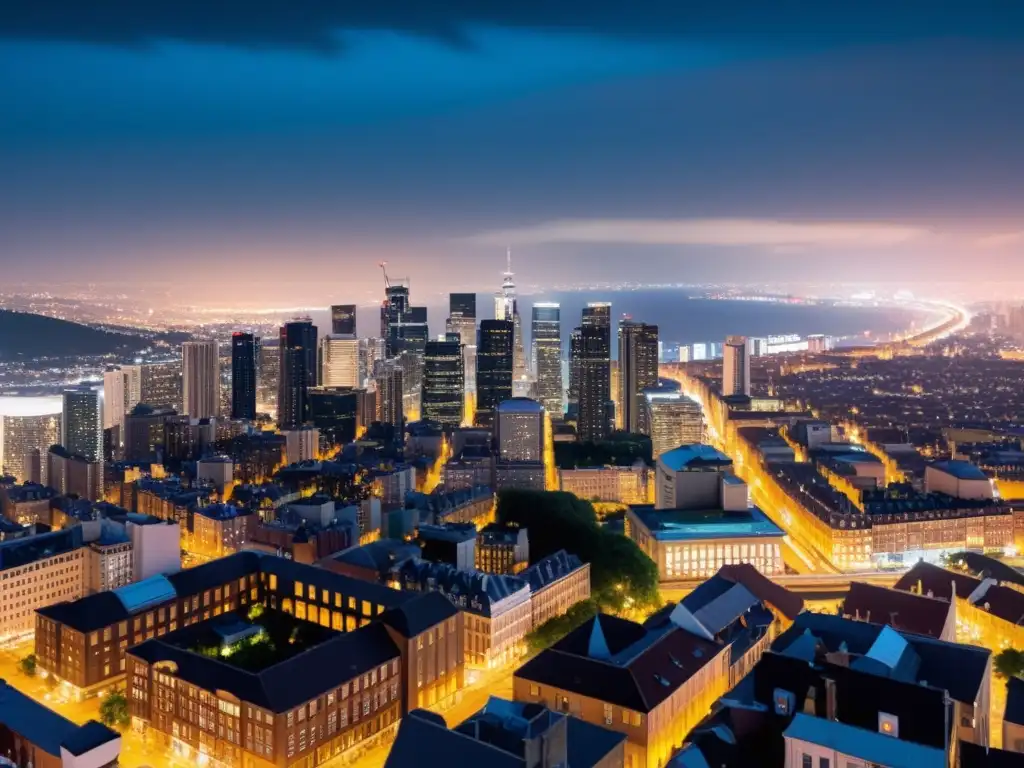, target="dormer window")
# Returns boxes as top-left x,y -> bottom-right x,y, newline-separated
879,712 -> 899,737
773,688 -> 795,715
